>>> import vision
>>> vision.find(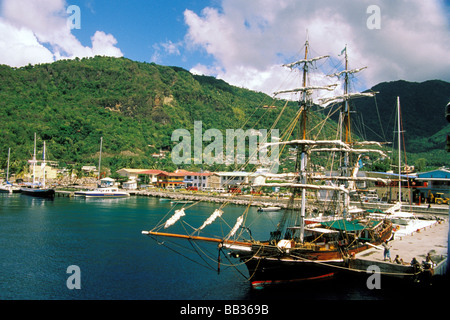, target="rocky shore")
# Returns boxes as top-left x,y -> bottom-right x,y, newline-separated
138,189 -> 296,209
137,189 -> 449,216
